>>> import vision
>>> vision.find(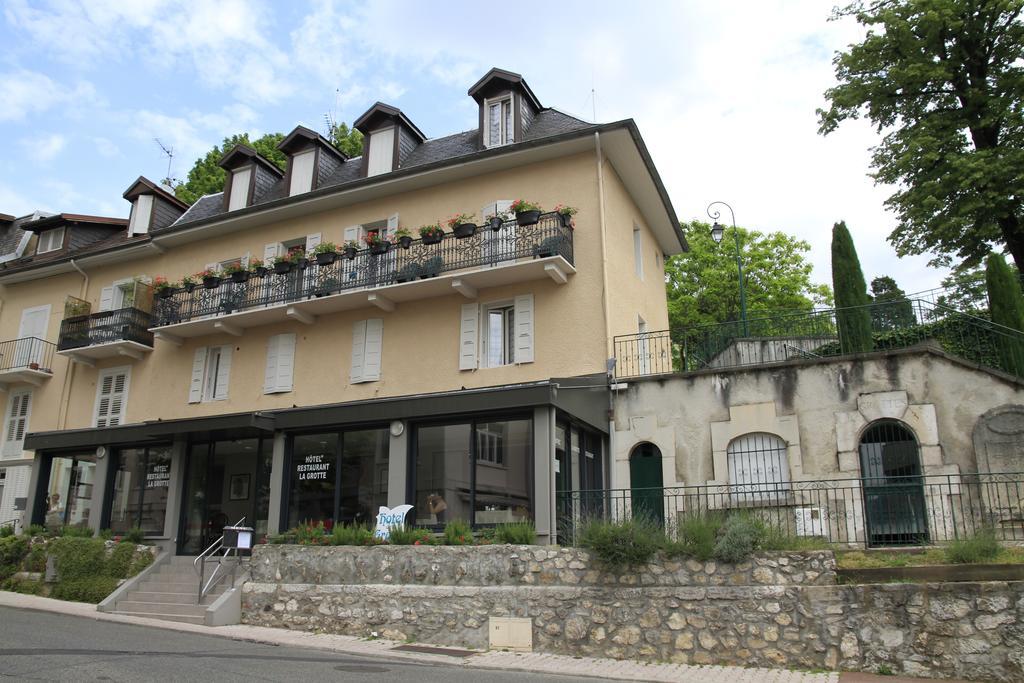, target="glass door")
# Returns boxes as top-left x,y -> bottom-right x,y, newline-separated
42,454 -> 96,531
